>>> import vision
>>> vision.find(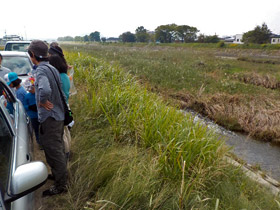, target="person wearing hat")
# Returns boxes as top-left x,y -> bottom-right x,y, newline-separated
0,53 -> 11,79
28,40 -> 67,197
6,72 -> 26,104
